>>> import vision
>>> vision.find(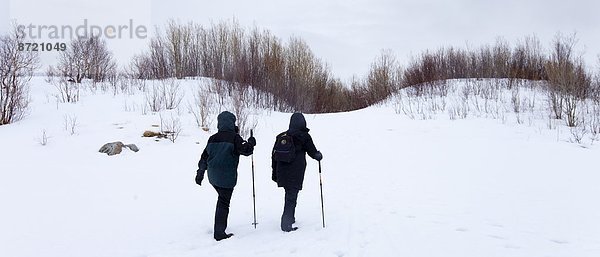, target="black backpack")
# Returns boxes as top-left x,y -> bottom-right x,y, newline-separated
273,132 -> 296,163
